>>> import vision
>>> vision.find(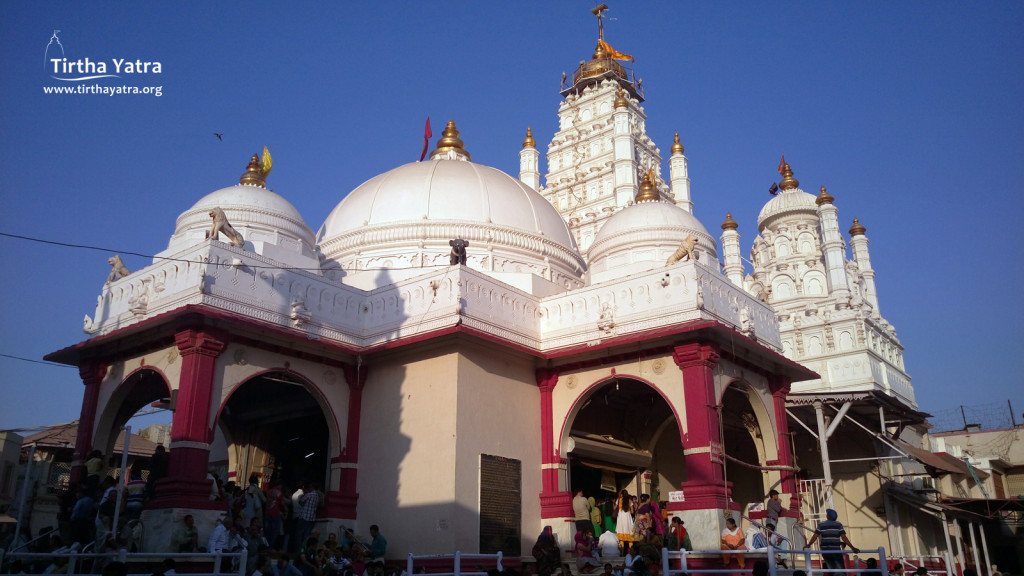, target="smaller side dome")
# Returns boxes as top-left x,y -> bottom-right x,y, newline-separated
588,200 -> 717,284
522,127 -> 536,149
722,213 -> 738,231
849,218 -> 867,236
162,155 -> 318,269
816,185 -> 835,206
757,162 -> 817,231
